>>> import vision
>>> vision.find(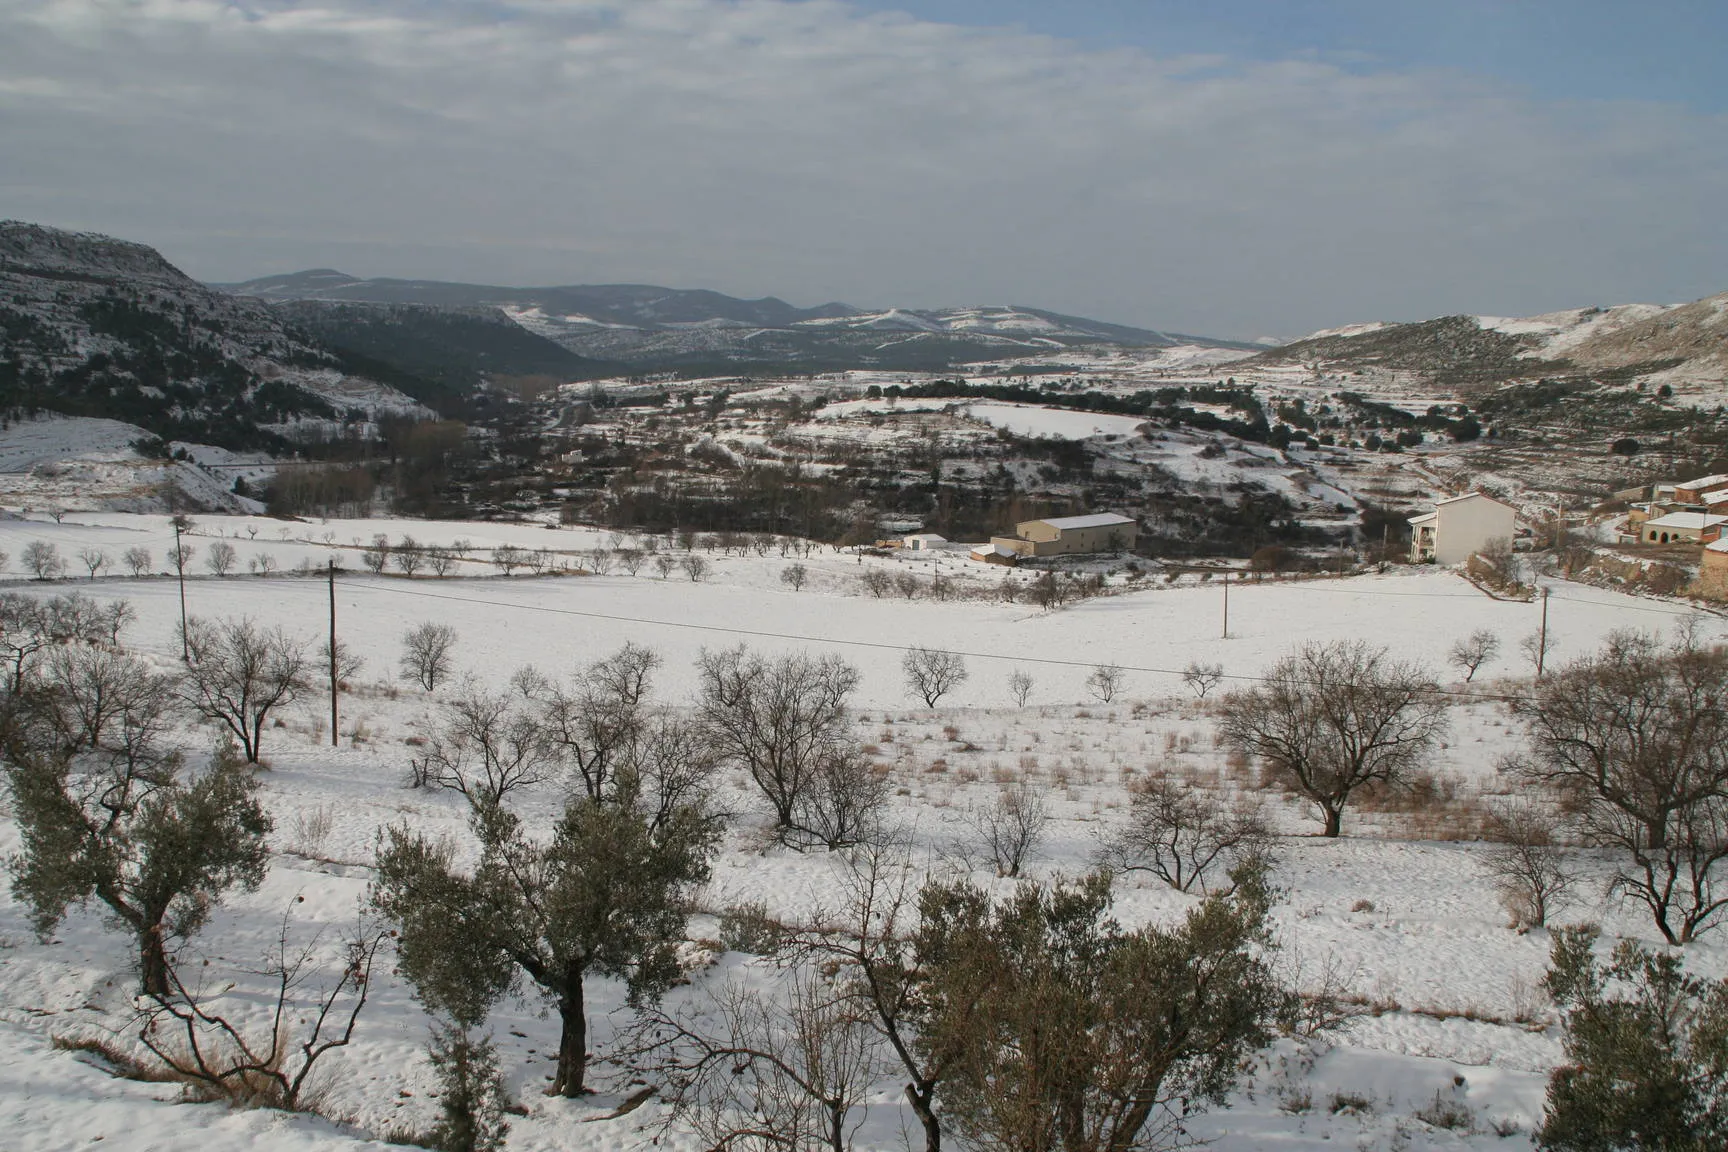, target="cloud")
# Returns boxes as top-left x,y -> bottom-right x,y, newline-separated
3,0 -> 1725,336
